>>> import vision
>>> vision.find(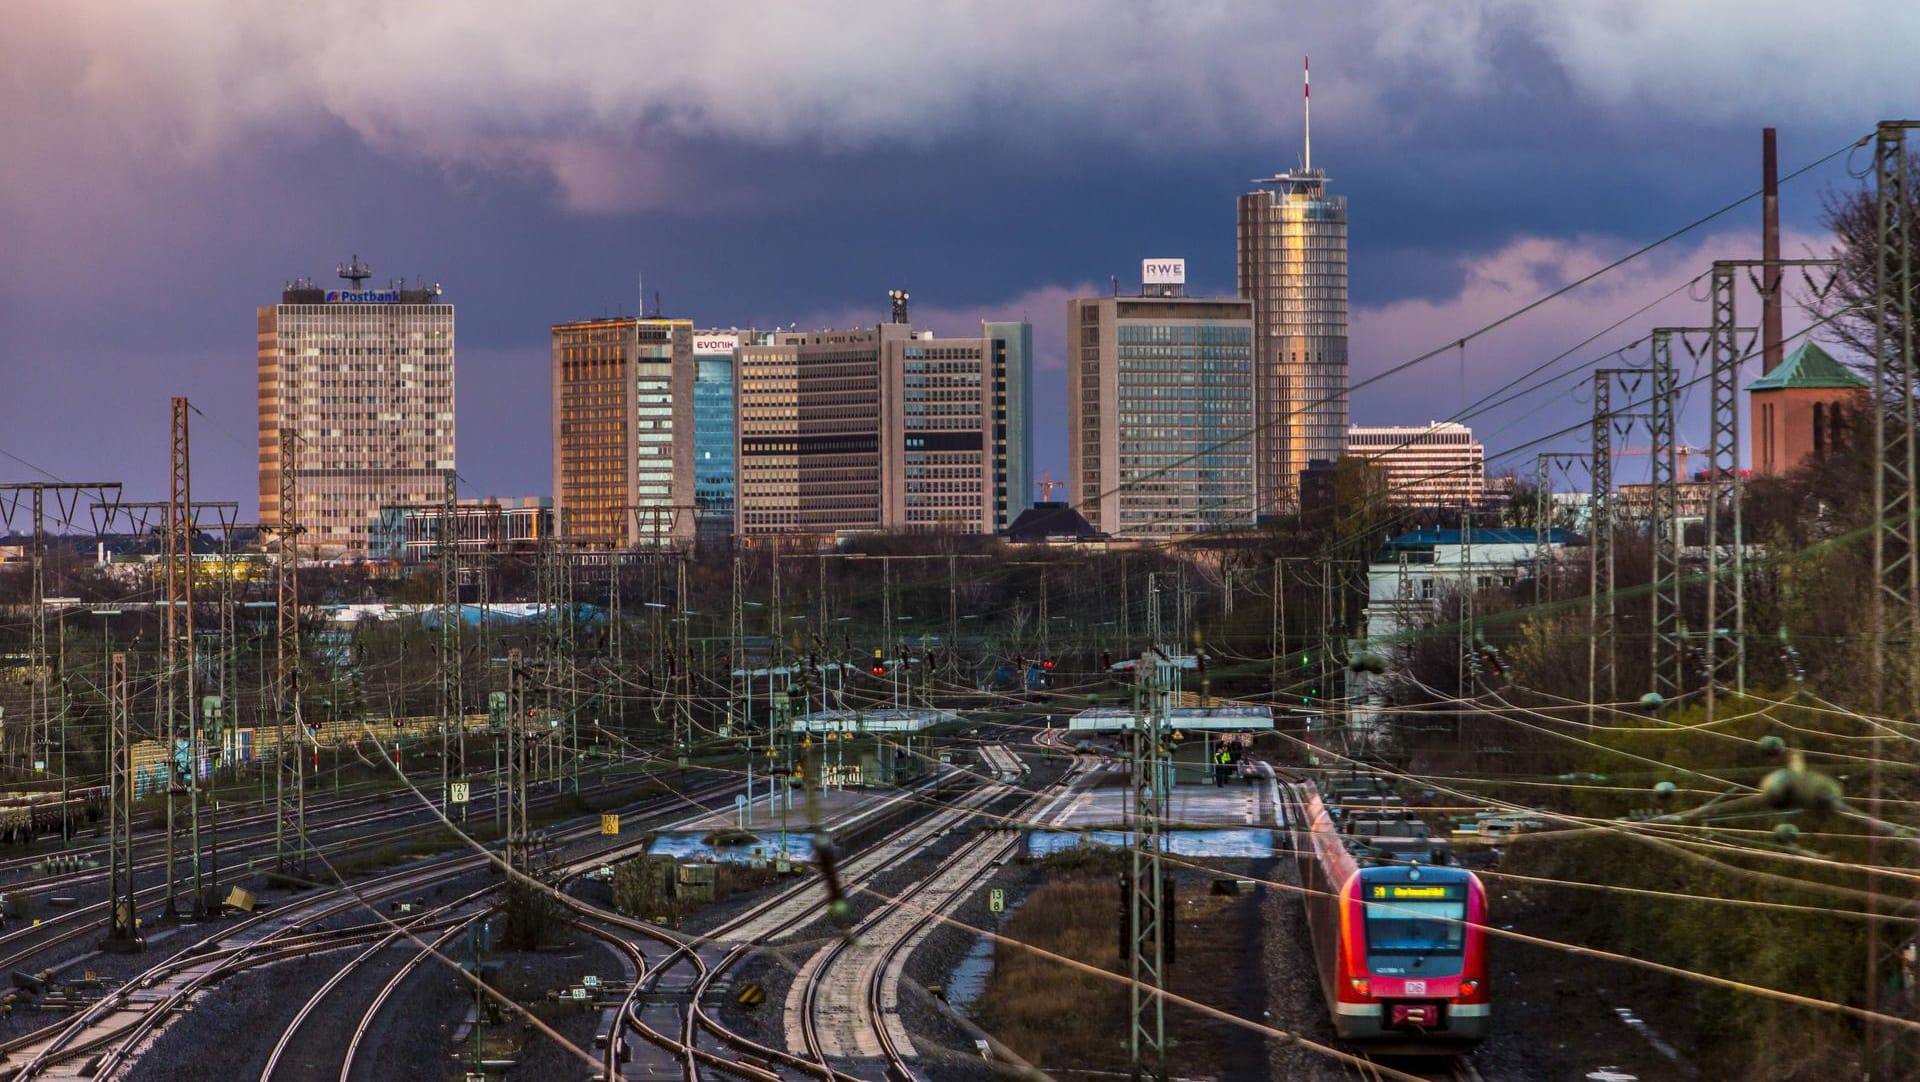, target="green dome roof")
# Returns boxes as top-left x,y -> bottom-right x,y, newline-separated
1746,342 -> 1869,392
